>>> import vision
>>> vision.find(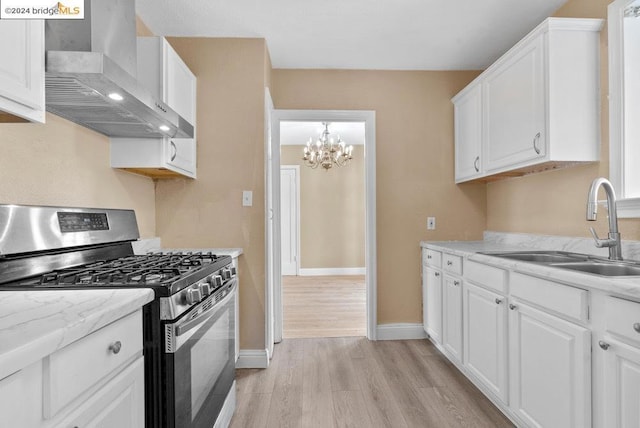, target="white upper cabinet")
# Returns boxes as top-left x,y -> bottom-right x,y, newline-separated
453,18 -> 603,183
453,79 -> 483,182
0,20 -> 45,123
111,37 -> 197,178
